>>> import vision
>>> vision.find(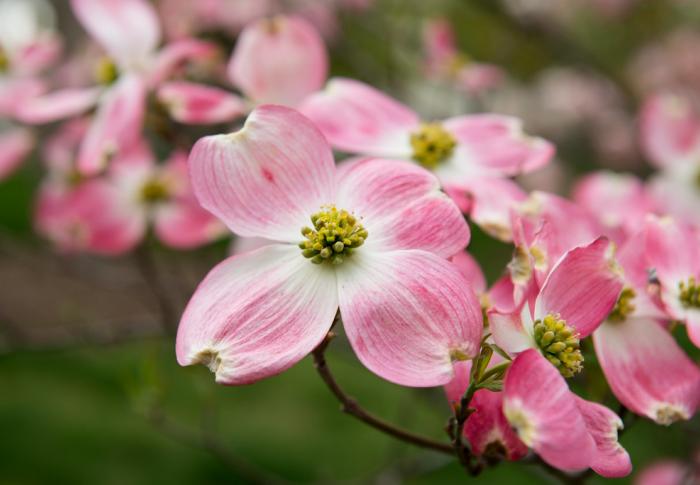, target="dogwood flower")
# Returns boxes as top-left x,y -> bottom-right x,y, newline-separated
0,0 -> 60,180
503,349 -> 631,476
422,18 -> 503,95
593,223 -> 700,425
299,77 -> 554,241
176,105 -> 483,387
17,0 -> 217,175
490,237 -> 624,378
157,15 -> 327,125
35,119 -> 224,254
